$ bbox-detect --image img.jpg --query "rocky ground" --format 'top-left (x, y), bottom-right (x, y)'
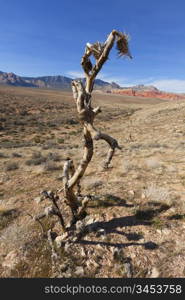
top-left (0, 85), bottom-right (185, 278)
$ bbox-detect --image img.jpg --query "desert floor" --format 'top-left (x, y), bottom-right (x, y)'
top-left (0, 85), bottom-right (185, 278)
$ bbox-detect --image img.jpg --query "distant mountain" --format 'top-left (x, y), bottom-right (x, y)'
top-left (1, 71), bottom-right (184, 100)
top-left (0, 71), bottom-right (121, 90)
top-left (94, 79), bottom-right (120, 90)
top-left (130, 84), bottom-right (159, 92)
top-left (22, 75), bottom-right (72, 89)
top-left (0, 71), bottom-right (35, 87)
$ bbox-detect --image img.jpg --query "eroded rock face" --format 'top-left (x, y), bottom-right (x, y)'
top-left (111, 87), bottom-right (185, 101)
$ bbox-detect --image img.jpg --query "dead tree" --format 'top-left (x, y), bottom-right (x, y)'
top-left (33, 30), bottom-right (132, 234)
top-left (63, 30), bottom-right (132, 221)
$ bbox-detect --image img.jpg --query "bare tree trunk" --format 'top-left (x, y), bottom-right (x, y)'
top-left (63, 30), bottom-right (132, 218)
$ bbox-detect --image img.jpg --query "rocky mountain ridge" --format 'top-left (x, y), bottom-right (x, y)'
top-left (0, 71), bottom-right (121, 90)
top-left (0, 71), bottom-right (184, 100)
top-left (110, 84), bottom-right (185, 100)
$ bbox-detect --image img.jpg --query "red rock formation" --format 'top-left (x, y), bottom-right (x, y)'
top-left (110, 88), bottom-right (185, 100)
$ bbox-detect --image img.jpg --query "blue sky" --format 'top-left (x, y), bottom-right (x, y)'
top-left (1, 0), bottom-right (185, 92)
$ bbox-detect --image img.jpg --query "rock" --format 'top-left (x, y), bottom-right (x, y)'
top-left (131, 174), bottom-right (139, 180)
top-left (2, 250), bottom-right (20, 270)
top-left (96, 228), bottom-right (105, 237)
top-left (34, 196), bottom-right (42, 204)
top-left (55, 237), bottom-right (62, 248)
top-left (44, 206), bottom-right (54, 216)
top-left (150, 267), bottom-right (160, 278)
top-left (80, 247), bottom-right (86, 257)
top-left (155, 168), bottom-right (163, 175)
top-left (141, 193), bottom-right (146, 199)
top-left (76, 220), bottom-right (85, 232)
top-left (74, 266), bottom-right (84, 277)
top-left (86, 259), bottom-right (99, 269)
top-left (71, 236), bottom-right (79, 242)
top-left (47, 190), bottom-right (54, 198)
top-left (124, 261), bottom-right (133, 278)
top-left (161, 228), bottom-right (170, 235)
top-left (0, 174), bottom-right (10, 184)
top-left (85, 217), bottom-right (99, 232)
top-left (139, 238), bottom-right (145, 243)
top-left (96, 244), bottom-right (105, 251)
top-left (111, 88), bottom-right (183, 101)
top-left (84, 217), bottom-right (95, 225)
top-left (101, 235), bottom-right (107, 241)
top-left (55, 233), bottom-right (68, 248)
top-left (64, 242), bottom-right (71, 252)
top-left (109, 246), bottom-right (115, 253)
top-left (65, 222), bottom-right (72, 229)
top-left (130, 253), bottom-right (136, 259)
top-left (129, 190), bottom-right (135, 196)
top-left (63, 268), bottom-right (72, 278)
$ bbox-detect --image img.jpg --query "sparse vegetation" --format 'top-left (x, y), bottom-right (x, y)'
top-left (1, 50), bottom-right (185, 278)
top-left (46, 152), bottom-right (61, 162)
top-left (25, 151), bottom-right (61, 166)
top-left (57, 138), bottom-right (64, 144)
top-left (0, 152), bottom-right (8, 158)
top-left (43, 161), bottom-right (61, 172)
top-left (5, 161), bottom-right (19, 171)
top-left (12, 152), bottom-right (22, 158)
top-left (145, 157), bottom-right (161, 169)
top-left (25, 152), bottom-right (46, 166)
top-left (143, 183), bottom-right (171, 205)
top-left (0, 208), bottom-right (19, 230)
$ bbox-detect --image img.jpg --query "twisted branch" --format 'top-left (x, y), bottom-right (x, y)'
top-left (62, 29), bottom-right (131, 216)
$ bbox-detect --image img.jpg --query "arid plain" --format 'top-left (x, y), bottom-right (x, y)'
top-left (0, 85), bottom-right (185, 277)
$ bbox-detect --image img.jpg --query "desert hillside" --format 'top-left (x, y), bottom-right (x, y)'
top-left (0, 85), bottom-right (185, 278)
top-left (111, 85), bottom-right (185, 101)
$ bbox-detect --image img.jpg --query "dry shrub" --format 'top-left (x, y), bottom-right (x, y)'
top-left (5, 161), bottom-right (19, 171)
top-left (46, 152), bottom-right (61, 162)
top-left (83, 178), bottom-right (103, 190)
top-left (44, 161), bottom-right (61, 172)
top-left (25, 151), bottom-right (46, 166)
top-left (122, 160), bottom-right (134, 173)
top-left (0, 207), bottom-right (19, 230)
top-left (26, 151), bottom-right (61, 166)
top-left (0, 152), bottom-right (8, 158)
top-left (143, 183), bottom-right (171, 205)
top-left (145, 158), bottom-right (161, 169)
top-left (12, 152), bottom-right (22, 158)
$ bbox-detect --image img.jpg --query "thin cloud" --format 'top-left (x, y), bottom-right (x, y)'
top-left (66, 71), bottom-right (185, 93)
top-left (99, 76), bottom-right (185, 93)
top-left (98, 73), bottom-right (155, 87)
top-left (66, 70), bottom-right (84, 78)
top-left (98, 72), bottom-right (127, 84)
top-left (148, 79), bottom-right (185, 93)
